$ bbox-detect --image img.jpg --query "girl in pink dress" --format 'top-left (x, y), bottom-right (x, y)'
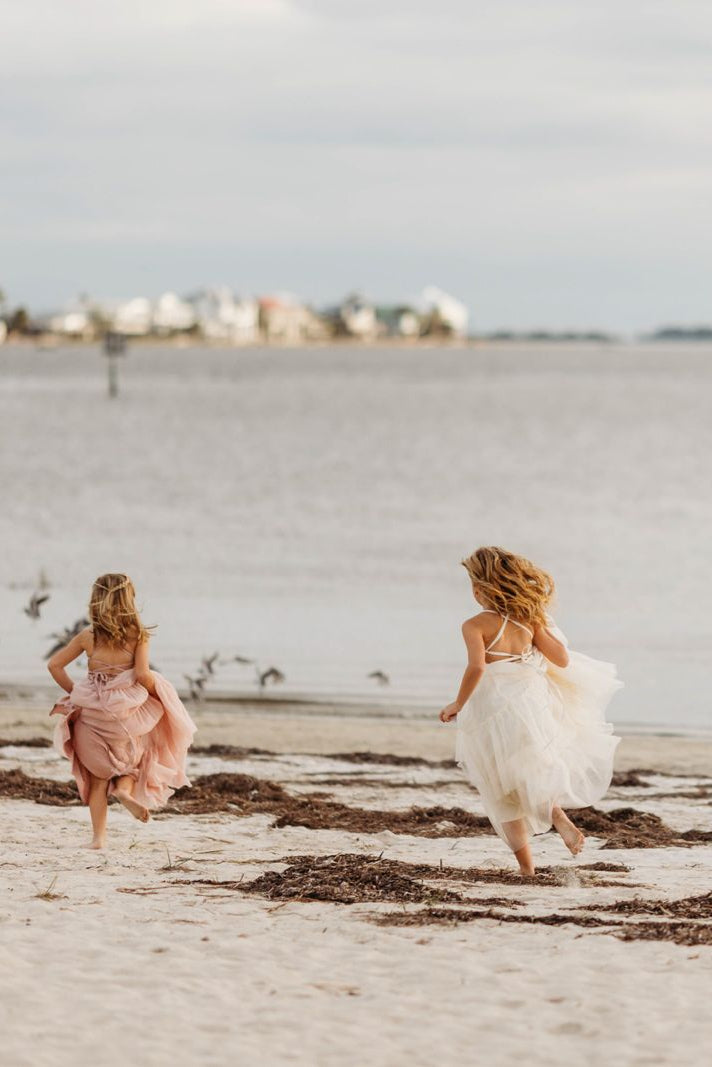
top-left (48, 573), bottom-right (196, 849)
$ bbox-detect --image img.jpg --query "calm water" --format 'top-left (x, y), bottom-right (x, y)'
top-left (2, 341), bottom-right (711, 730)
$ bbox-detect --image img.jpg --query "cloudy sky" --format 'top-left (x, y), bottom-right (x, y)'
top-left (2, 0), bottom-right (712, 329)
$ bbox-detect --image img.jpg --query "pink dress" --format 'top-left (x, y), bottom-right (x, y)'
top-left (50, 649), bottom-right (197, 810)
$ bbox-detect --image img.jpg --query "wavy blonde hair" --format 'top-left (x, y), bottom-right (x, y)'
top-left (89, 573), bottom-right (152, 648)
top-left (461, 546), bottom-right (554, 627)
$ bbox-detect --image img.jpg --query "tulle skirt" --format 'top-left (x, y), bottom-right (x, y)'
top-left (51, 670), bottom-right (197, 810)
top-left (456, 649), bottom-right (621, 852)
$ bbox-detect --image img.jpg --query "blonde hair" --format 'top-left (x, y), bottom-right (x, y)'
top-left (461, 546), bottom-right (554, 627)
top-left (89, 573), bottom-right (152, 648)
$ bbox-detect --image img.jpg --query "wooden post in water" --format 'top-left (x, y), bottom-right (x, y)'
top-left (103, 331), bottom-right (127, 398)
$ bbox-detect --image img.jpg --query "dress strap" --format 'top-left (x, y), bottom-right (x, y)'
top-left (485, 614), bottom-right (509, 653)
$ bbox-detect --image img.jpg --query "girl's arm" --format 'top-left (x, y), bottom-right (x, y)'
top-left (532, 624), bottom-right (569, 668)
top-left (47, 631), bottom-right (89, 694)
top-left (439, 620), bottom-right (487, 722)
top-left (134, 638), bottom-right (157, 695)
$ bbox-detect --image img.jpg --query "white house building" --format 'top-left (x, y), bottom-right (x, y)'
top-left (259, 293), bottom-right (328, 345)
top-left (420, 286), bottom-right (469, 337)
top-left (112, 297), bottom-right (152, 336)
top-left (188, 287), bottom-right (259, 344)
top-left (47, 296), bottom-right (95, 338)
top-left (152, 292), bottom-right (196, 334)
top-left (339, 293), bottom-right (377, 339)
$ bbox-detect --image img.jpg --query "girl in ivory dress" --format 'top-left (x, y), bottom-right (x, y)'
top-left (48, 574), bottom-right (196, 849)
top-left (439, 547), bottom-right (621, 876)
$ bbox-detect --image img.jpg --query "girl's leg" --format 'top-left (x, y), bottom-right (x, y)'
top-left (87, 774), bottom-right (109, 849)
top-left (502, 818), bottom-right (535, 875)
top-left (114, 775), bottom-right (150, 824)
top-left (513, 843), bottom-right (535, 877)
top-left (552, 805), bottom-right (585, 856)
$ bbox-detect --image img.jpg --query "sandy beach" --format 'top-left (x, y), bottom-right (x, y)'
top-left (2, 702), bottom-right (711, 1067)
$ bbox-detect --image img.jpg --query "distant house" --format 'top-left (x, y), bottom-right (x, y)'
top-left (420, 287), bottom-right (469, 338)
top-left (376, 305), bottom-right (421, 338)
top-left (259, 294), bottom-right (329, 345)
top-left (152, 292), bottom-right (196, 335)
top-left (338, 293), bottom-right (377, 339)
top-left (47, 296), bottom-right (96, 339)
top-left (188, 288), bottom-right (259, 344)
top-left (113, 297), bottom-right (152, 336)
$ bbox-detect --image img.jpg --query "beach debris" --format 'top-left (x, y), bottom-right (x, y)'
top-left (0, 768), bottom-right (80, 805)
top-left (213, 853), bottom-right (467, 905)
top-left (367, 670), bottom-right (390, 686)
top-left (568, 806), bottom-right (712, 850)
top-left (34, 876), bottom-right (67, 902)
top-left (257, 666), bottom-right (285, 689)
top-left (578, 890), bottom-right (712, 920)
top-left (233, 654), bottom-right (254, 665)
top-left (190, 743), bottom-right (273, 759)
top-left (0, 737), bottom-right (53, 749)
top-left (610, 770), bottom-right (651, 788)
top-left (45, 617), bottom-right (90, 658)
top-left (23, 592), bottom-right (50, 620)
top-left (161, 771), bottom-right (495, 836)
top-left (371, 908), bottom-right (617, 929)
top-left (324, 751), bottom-right (456, 769)
top-left (615, 921), bottom-right (712, 946)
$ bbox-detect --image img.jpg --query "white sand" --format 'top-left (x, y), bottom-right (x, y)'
top-left (2, 721), bottom-right (712, 1067)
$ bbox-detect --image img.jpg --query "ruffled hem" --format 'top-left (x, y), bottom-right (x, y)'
top-left (456, 648), bottom-right (622, 850)
top-left (51, 671), bottom-right (197, 809)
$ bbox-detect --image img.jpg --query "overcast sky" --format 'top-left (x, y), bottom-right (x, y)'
top-left (2, 0), bottom-right (712, 329)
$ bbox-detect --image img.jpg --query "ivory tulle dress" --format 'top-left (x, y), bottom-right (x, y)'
top-left (51, 647), bottom-right (197, 810)
top-left (455, 613), bottom-right (621, 852)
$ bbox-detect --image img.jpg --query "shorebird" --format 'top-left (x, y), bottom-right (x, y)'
top-left (201, 653), bottom-right (219, 676)
top-left (368, 670), bottom-right (390, 686)
top-left (183, 674), bottom-right (207, 702)
top-left (45, 617), bottom-right (90, 658)
top-left (258, 666), bottom-right (285, 689)
top-left (24, 592), bottom-right (50, 620)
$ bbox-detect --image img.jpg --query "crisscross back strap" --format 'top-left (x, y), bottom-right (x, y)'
top-left (485, 614), bottom-right (509, 653)
top-left (507, 617), bottom-right (534, 639)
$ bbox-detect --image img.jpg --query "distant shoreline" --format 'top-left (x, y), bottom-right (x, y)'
top-left (5, 332), bottom-right (712, 351)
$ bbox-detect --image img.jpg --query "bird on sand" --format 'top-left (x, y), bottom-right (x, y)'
top-left (367, 670), bottom-right (390, 686)
top-left (183, 673), bottom-right (207, 702)
top-left (24, 592), bottom-right (50, 620)
top-left (201, 653), bottom-right (220, 676)
top-left (257, 666), bottom-right (285, 689)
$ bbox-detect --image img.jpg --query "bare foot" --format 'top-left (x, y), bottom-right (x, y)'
top-left (87, 836), bottom-right (106, 850)
top-left (518, 863), bottom-right (536, 877)
top-left (114, 790), bottom-right (150, 823)
top-left (553, 808), bottom-right (585, 857)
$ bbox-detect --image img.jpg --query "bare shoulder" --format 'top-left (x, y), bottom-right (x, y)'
top-left (78, 627), bottom-right (93, 651)
top-left (461, 613), bottom-right (491, 639)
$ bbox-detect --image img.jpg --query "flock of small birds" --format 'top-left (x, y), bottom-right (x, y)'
top-left (21, 569), bottom-right (391, 697)
top-left (183, 653), bottom-right (287, 702)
